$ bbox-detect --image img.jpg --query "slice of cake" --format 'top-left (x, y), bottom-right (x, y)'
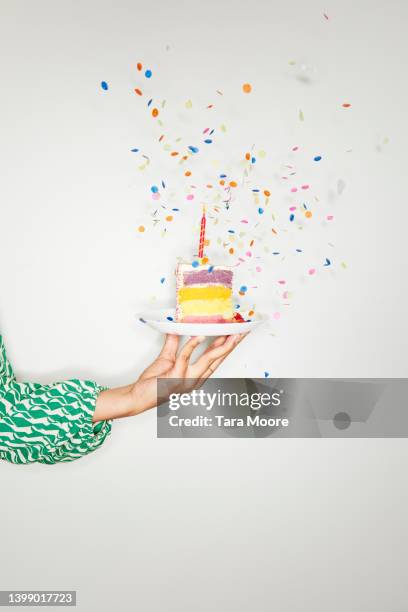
top-left (176, 262), bottom-right (234, 323)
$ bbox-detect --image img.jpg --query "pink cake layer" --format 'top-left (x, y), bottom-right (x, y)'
top-left (182, 315), bottom-right (232, 323)
top-left (182, 269), bottom-right (233, 286)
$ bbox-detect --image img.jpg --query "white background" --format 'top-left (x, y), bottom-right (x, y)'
top-left (1, 1), bottom-right (407, 611)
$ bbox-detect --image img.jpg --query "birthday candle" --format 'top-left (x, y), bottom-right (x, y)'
top-left (198, 206), bottom-right (206, 259)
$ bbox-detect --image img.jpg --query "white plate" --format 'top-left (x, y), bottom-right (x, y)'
top-left (137, 308), bottom-right (268, 337)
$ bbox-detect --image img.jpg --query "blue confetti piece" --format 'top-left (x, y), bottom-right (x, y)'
top-left (219, 174), bottom-right (227, 178)
top-left (204, 139), bottom-right (213, 144)
top-left (296, 248), bottom-right (303, 252)
top-left (139, 317), bottom-right (147, 324)
top-left (251, 156), bottom-right (256, 164)
top-left (235, 304), bottom-right (240, 309)
top-left (240, 285), bottom-right (248, 292)
top-left (131, 148), bottom-right (139, 153)
top-left (252, 189), bottom-right (260, 193)
top-left (172, 208), bottom-right (180, 211)
top-left (273, 252), bottom-right (280, 255)
top-left (151, 185), bottom-right (159, 193)
top-left (145, 69), bottom-right (152, 78)
top-left (209, 129), bottom-right (215, 135)
top-left (166, 316), bottom-right (174, 321)
top-left (324, 258), bottom-right (331, 266)
top-left (258, 207), bottom-right (264, 214)
top-left (192, 260), bottom-right (199, 268)
top-left (188, 146), bottom-right (199, 153)
top-left (147, 98), bottom-right (153, 107)
top-left (160, 277), bottom-right (165, 284)
top-left (228, 229), bottom-right (235, 234)
top-left (208, 265), bottom-right (214, 272)
top-left (162, 180), bottom-right (166, 188)
top-left (314, 155), bottom-right (322, 162)
top-left (289, 214), bottom-right (295, 222)
top-left (101, 81), bottom-right (108, 90)
top-left (264, 371), bottom-right (270, 378)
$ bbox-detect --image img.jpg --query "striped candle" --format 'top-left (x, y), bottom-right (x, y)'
top-left (198, 206), bottom-right (206, 258)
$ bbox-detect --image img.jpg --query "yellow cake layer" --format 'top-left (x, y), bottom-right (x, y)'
top-left (178, 286), bottom-right (232, 302)
top-left (180, 298), bottom-right (233, 316)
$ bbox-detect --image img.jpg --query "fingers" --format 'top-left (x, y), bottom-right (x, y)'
top-left (159, 334), bottom-right (179, 360)
top-left (173, 336), bottom-right (206, 376)
top-left (190, 333), bottom-right (244, 379)
top-left (201, 335), bottom-right (228, 355)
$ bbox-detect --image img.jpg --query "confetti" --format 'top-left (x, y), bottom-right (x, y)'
top-left (145, 69), bottom-right (152, 78)
top-left (137, 62), bottom-right (143, 71)
top-left (188, 146), bottom-right (199, 153)
top-left (308, 268), bottom-right (316, 275)
top-left (101, 81), bottom-right (108, 90)
top-left (314, 155), bottom-right (322, 162)
top-left (152, 108), bottom-right (159, 117)
top-left (138, 226), bottom-right (145, 232)
top-left (242, 83), bottom-right (252, 93)
top-left (264, 372), bottom-right (270, 378)
top-left (342, 103), bottom-right (351, 108)
top-left (299, 109), bottom-right (304, 121)
top-left (151, 185), bottom-right (159, 193)
top-left (160, 277), bottom-right (165, 284)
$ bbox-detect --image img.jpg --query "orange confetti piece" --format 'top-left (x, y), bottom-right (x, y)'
top-left (342, 103), bottom-right (351, 108)
top-left (206, 184), bottom-right (213, 188)
top-left (137, 62), bottom-right (142, 71)
top-left (272, 228), bottom-right (278, 235)
top-left (138, 225), bottom-right (145, 232)
top-left (250, 240), bottom-right (254, 247)
top-left (182, 155), bottom-right (188, 160)
top-left (229, 181), bottom-right (237, 187)
top-left (165, 215), bottom-right (173, 222)
top-left (134, 88), bottom-right (143, 96)
top-left (264, 189), bottom-right (271, 197)
top-left (159, 134), bottom-right (164, 142)
top-left (305, 210), bottom-right (313, 218)
top-left (201, 256), bottom-right (209, 264)
top-left (152, 108), bottom-right (159, 117)
top-left (204, 239), bottom-right (210, 247)
top-left (219, 179), bottom-right (225, 186)
top-left (185, 170), bottom-right (191, 176)
top-left (171, 151), bottom-right (179, 156)
top-left (242, 83), bottom-right (252, 93)
top-left (229, 247), bottom-right (234, 254)
top-left (248, 310), bottom-right (255, 317)
top-left (207, 104), bottom-right (214, 109)
top-left (245, 152), bottom-right (251, 160)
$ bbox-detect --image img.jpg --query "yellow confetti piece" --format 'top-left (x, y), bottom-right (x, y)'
top-left (138, 225), bottom-right (145, 233)
top-left (299, 109), bottom-right (304, 121)
top-left (185, 100), bottom-right (193, 109)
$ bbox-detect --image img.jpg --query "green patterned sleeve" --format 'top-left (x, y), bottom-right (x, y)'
top-left (0, 334), bottom-right (16, 386)
top-left (0, 334), bottom-right (113, 464)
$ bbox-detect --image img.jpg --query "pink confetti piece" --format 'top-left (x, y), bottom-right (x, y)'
top-left (292, 146), bottom-right (299, 151)
top-left (289, 206), bottom-right (296, 211)
top-left (245, 251), bottom-right (252, 257)
top-left (301, 184), bottom-right (310, 190)
top-left (203, 127), bottom-right (210, 134)
top-left (241, 219), bottom-right (249, 224)
top-left (186, 194), bottom-right (194, 200)
top-left (256, 266), bottom-right (262, 272)
top-left (152, 193), bottom-right (160, 200)
top-left (308, 268), bottom-right (316, 275)
top-left (278, 280), bottom-right (286, 285)
top-left (273, 312), bottom-right (281, 320)
top-left (327, 215), bottom-right (334, 221)
top-left (282, 291), bottom-right (289, 299)
top-left (290, 187), bottom-right (298, 193)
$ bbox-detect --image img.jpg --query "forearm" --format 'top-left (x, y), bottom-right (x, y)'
top-left (92, 381), bottom-right (156, 422)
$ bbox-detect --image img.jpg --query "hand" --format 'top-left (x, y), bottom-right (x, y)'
top-left (93, 333), bottom-right (247, 422)
top-left (132, 333), bottom-right (247, 412)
